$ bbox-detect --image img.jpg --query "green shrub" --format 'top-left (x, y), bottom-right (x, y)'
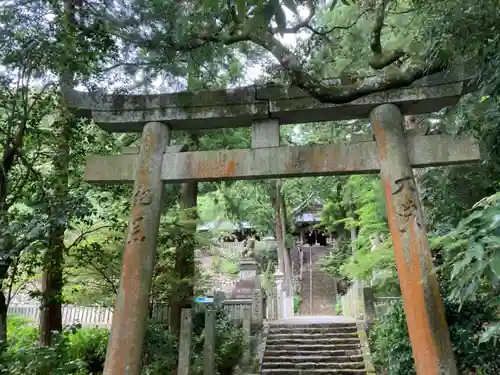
top-left (191, 309), bottom-right (245, 375)
top-left (141, 322), bottom-right (178, 374)
top-left (369, 302), bottom-right (415, 375)
top-left (335, 300), bottom-right (342, 315)
top-left (1, 311), bottom-right (246, 375)
top-left (5, 314), bottom-right (38, 350)
top-left (0, 330), bottom-right (88, 375)
top-left (293, 295), bottom-right (302, 314)
top-left (370, 297), bottom-right (500, 375)
top-left (66, 327), bottom-right (109, 374)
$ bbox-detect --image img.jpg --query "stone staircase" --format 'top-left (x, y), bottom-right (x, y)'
top-left (300, 246), bottom-right (337, 315)
top-left (262, 322), bottom-right (367, 375)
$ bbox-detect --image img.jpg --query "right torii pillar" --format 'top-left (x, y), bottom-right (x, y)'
top-left (370, 104), bottom-right (458, 375)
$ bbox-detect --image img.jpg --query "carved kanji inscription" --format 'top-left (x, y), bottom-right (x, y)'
top-left (392, 176), bottom-right (422, 232)
top-left (128, 216), bottom-right (146, 244)
top-left (133, 187), bottom-right (154, 206)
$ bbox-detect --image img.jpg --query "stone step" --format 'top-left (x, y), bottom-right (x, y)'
top-left (261, 369), bottom-right (366, 375)
top-left (268, 326), bottom-right (358, 335)
top-left (263, 355), bottom-right (365, 363)
top-left (266, 338), bottom-right (360, 345)
top-left (267, 333), bottom-right (359, 340)
top-left (265, 344), bottom-right (361, 351)
top-left (264, 349), bottom-right (362, 357)
top-left (262, 361), bottom-right (366, 370)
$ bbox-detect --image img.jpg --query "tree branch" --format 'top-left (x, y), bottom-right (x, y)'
top-left (306, 9), bottom-right (369, 40)
top-left (271, 0), bottom-right (316, 34)
top-left (369, 0), bottom-right (406, 69)
top-left (66, 224), bottom-right (126, 252)
top-left (97, 0), bottom-right (445, 106)
top-left (253, 32), bottom-right (445, 104)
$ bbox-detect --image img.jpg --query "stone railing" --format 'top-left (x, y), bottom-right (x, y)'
top-left (340, 280), bottom-right (367, 320)
top-left (264, 276), bottom-right (291, 321)
top-left (340, 280), bottom-right (402, 322)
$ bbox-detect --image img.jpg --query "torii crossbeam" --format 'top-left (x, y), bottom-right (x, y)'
top-left (68, 68), bottom-right (477, 375)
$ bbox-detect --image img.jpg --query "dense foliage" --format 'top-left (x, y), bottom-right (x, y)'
top-left (1, 0), bottom-right (500, 372)
top-left (370, 295), bottom-right (500, 375)
top-left (0, 311), bottom-right (245, 375)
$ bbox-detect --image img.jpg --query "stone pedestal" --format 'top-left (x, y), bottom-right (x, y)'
top-left (231, 258), bottom-right (260, 300)
top-left (239, 258), bottom-right (260, 288)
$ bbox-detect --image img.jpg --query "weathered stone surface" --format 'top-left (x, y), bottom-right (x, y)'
top-left (230, 280), bottom-right (255, 299)
top-left (65, 68), bottom-right (474, 132)
top-left (262, 322), bottom-right (366, 375)
top-left (252, 119), bottom-right (280, 148)
top-left (84, 135), bottom-right (480, 183)
top-left (239, 259), bottom-right (259, 281)
top-left (371, 104), bottom-right (458, 375)
top-left (178, 308), bottom-right (193, 375)
top-left (102, 122), bottom-right (170, 375)
top-left (122, 144), bottom-right (188, 155)
top-left (91, 104), bottom-right (269, 132)
top-left (242, 305), bottom-right (252, 366)
top-left (204, 309), bottom-right (216, 375)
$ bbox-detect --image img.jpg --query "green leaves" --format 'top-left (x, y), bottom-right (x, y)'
top-left (434, 192), bottom-right (500, 339)
top-left (371, 297), bottom-right (500, 375)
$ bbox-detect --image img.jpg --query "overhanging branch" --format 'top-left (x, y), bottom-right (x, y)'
top-left (253, 32), bottom-right (446, 104)
top-left (96, 0), bottom-right (445, 106)
top-left (369, 0), bottom-right (406, 69)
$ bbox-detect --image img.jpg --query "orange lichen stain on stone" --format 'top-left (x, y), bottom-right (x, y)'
top-left (122, 206), bottom-right (144, 300)
top-left (382, 172), bottom-right (440, 375)
top-left (196, 156), bottom-right (237, 179)
top-left (308, 147), bottom-right (325, 173)
top-left (372, 119), bottom-right (387, 160)
top-left (223, 158), bottom-right (236, 176)
top-left (110, 204), bottom-right (144, 372)
top-left (407, 219), bottom-right (440, 375)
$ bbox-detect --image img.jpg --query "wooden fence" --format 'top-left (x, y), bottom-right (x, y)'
top-left (8, 299), bottom-right (253, 328)
top-left (215, 240), bottom-right (277, 253)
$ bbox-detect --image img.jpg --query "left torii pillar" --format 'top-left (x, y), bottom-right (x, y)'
top-left (103, 121), bottom-right (170, 375)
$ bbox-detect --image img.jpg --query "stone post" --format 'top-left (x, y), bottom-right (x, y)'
top-left (370, 234), bottom-right (381, 285)
top-left (103, 122), bottom-right (170, 375)
top-left (204, 309), bottom-right (216, 375)
top-left (178, 308), bottom-right (193, 375)
top-left (242, 305), bottom-right (252, 365)
top-left (267, 288), bottom-right (276, 320)
top-left (362, 287), bottom-right (375, 334)
top-left (274, 270), bottom-right (284, 319)
top-left (252, 288), bottom-right (263, 325)
top-left (370, 104), bottom-right (457, 375)
top-left (214, 290), bottom-right (225, 310)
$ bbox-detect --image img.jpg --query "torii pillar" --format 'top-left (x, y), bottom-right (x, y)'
top-left (371, 104), bottom-right (458, 375)
top-left (102, 121), bottom-right (170, 375)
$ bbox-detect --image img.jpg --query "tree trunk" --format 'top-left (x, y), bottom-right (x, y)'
top-left (39, 0), bottom-right (77, 347)
top-left (0, 102), bottom-right (27, 348)
top-left (0, 286), bottom-right (7, 348)
top-left (169, 136), bottom-right (199, 334)
top-left (349, 206), bottom-right (357, 256)
top-left (39, 113), bottom-right (71, 346)
top-left (270, 180), bottom-right (285, 273)
top-left (169, 181), bottom-right (197, 334)
top-left (277, 183), bottom-right (293, 295)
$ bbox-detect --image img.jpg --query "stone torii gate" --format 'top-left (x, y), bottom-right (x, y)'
top-left (67, 69), bottom-right (479, 375)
